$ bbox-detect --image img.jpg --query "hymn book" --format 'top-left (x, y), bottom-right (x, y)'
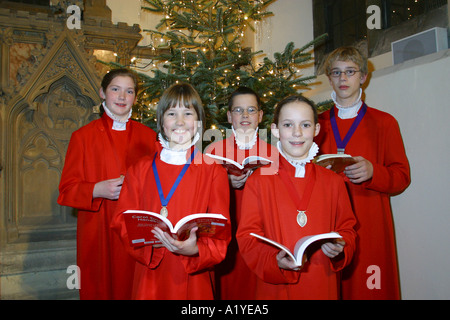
top-left (250, 232), bottom-right (342, 267)
top-left (123, 210), bottom-right (227, 247)
top-left (205, 153), bottom-right (272, 176)
top-left (313, 154), bottom-right (357, 173)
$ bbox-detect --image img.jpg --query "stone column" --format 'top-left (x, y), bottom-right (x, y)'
top-left (83, 0), bottom-right (112, 22)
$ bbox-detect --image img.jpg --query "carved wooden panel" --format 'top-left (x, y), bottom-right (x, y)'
top-left (8, 76), bottom-right (97, 243)
top-left (0, 3), bottom-right (144, 299)
top-left (4, 30), bottom-right (102, 243)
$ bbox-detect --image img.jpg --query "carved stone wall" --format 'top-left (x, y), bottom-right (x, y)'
top-left (0, 1), bottom-right (142, 299)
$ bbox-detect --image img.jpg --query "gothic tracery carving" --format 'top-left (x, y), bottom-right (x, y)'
top-left (0, 5), bottom-right (140, 243)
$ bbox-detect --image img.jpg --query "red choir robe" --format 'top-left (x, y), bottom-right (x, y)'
top-left (205, 134), bottom-right (278, 299)
top-left (315, 104), bottom-right (411, 300)
top-left (111, 143), bottom-right (231, 300)
top-left (58, 113), bottom-right (156, 300)
top-left (236, 156), bottom-right (357, 300)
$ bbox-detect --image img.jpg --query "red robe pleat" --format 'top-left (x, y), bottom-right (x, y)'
top-left (111, 143), bottom-right (231, 300)
top-left (315, 105), bottom-right (411, 300)
top-left (236, 156), bottom-right (357, 300)
top-left (58, 114), bottom-right (156, 300)
top-left (205, 135), bottom-right (278, 300)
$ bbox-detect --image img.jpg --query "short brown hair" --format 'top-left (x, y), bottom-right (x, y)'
top-left (323, 46), bottom-right (368, 76)
top-left (156, 83), bottom-right (205, 141)
top-left (228, 86), bottom-right (262, 111)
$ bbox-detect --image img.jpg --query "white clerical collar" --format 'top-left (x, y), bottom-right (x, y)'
top-left (158, 132), bottom-right (200, 165)
top-left (102, 101), bottom-right (132, 131)
top-left (331, 89), bottom-right (363, 119)
top-left (232, 126), bottom-right (258, 150)
top-left (277, 141), bottom-right (319, 178)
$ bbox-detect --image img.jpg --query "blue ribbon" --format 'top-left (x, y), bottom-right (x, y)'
top-left (152, 148), bottom-right (198, 208)
top-left (330, 103), bottom-right (367, 153)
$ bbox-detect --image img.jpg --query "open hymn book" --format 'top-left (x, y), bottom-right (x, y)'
top-left (205, 153), bottom-right (272, 176)
top-left (123, 210), bottom-right (227, 247)
top-left (313, 154), bottom-right (357, 173)
top-left (250, 232), bottom-right (342, 267)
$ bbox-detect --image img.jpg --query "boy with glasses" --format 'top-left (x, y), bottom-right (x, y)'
top-left (206, 86), bottom-right (277, 299)
top-left (315, 46), bottom-right (411, 299)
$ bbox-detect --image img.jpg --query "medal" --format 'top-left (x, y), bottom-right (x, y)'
top-left (297, 210), bottom-right (307, 228)
top-left (278, 161), bottom-right (316, 228)
top-left (152, 149), bottom-right (197, 218)
top-left (160, 206), bottom-right (168, 218)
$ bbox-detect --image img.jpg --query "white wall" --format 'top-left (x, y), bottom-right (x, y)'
top-left (365, 50), bottom-right (450, 300)
top-left (253, 0), bottom-right (314, 61)
top-left (251, 0), bottom-right (316, 81)
top-left (107, 0), bottom-right (141, 26)
top-left (107, 0), bottom-right (161, 47)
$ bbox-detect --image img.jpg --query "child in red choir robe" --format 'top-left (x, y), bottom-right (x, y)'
top-left (205, 87), bottom-right (277, 300)
top-left (236, 95), bottom-right (357, 300)
top-left (112, 83), bottom-right (231, 300)
top-left (315, 47), bottom-right (410, 299)
top-left (58, 69), bottom-right (157, 300)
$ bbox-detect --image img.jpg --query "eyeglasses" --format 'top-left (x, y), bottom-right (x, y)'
top-left (231, 107), bottom-right (259, 115)
top-left (329, 70), bottom-right (361, 78)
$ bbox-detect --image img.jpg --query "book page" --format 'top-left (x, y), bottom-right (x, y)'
top-left (173, 213), bottom-right (227, 232)
top-left (205, 153), bottom-right (243, 169)
top-left (251, 232), bottom-right (342, 266)
top-left (250, 233), bottom-right (296, 262)
top-left (293, 232), bottom-right (342, 264)
top-left (242, 156), bottom-right (272, 166)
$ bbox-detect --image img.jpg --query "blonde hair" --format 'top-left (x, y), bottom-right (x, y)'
top-left (323, 46), bottom-right (368, 75)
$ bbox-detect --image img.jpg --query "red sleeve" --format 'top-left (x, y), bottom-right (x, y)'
top-left (57, 130), bottom-right (103, 211)
top-left (181, 163), bottom-right (231, 273)
top-left (110, 159), bottom-right (156, 267)
top-left (329, 175), bottom-right (357, 272)
top-left (365, 117), bottom-right (411, 195)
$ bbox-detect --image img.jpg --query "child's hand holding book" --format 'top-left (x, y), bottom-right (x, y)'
top-left (152, 226), bottom-right (199, 256)
top-left (321, 238), bottom-right (346, 258)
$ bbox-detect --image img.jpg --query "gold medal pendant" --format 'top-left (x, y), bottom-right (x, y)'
top-left (297, 210), bottom-right (307, 228)
top-left (160, 206), bottom-right (168, 218)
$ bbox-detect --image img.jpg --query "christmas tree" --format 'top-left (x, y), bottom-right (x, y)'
top-left (123, 0), bottom-right (327, 133)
